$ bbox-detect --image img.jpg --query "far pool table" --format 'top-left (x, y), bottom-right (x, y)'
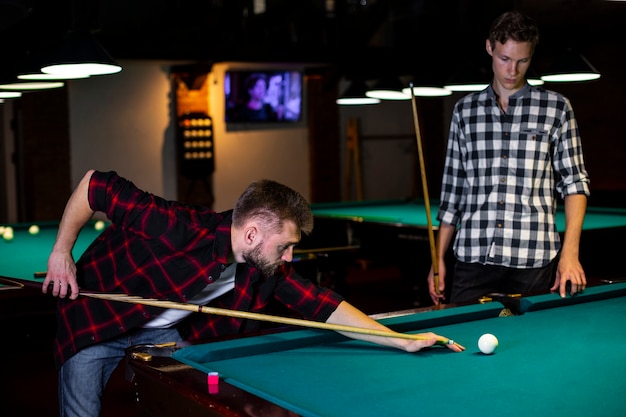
top-left (306, 199), bottom-right (626, 282)
top-left (310, 198), bottom-right (626, 238)
top-left (0, 220), bottom-right (106, 350)
top-left (0, 220), bottom-right (106, 281)
top-left (126, 281), bottom-right (626, 417)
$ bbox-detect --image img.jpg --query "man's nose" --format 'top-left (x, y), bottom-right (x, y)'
top-left (282, 247), bottom-right (294, 262)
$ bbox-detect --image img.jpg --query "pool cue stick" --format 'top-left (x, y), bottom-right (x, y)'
top-left (408, 83), bottom-right (440, 296)
top-left (0, 276), bottom-right (43, 291)
top-left (0, 275), bottom-right (463, 348)
top-left (80, 291), bottom-right (462, 348)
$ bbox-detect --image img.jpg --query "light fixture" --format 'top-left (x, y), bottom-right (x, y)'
top-left (444, 81), bottom-right (489, 92)
top-left (525, 67), bottom-right (544, 86)
top-left (365, 77), bottom-right (410, 100)
top-left (0, 81), bottom-right (65, 90)
top-left (337, 80), bottom-right (380, 105)
top-left (444, 65), bottom-right (490, 92)
top-left (540, 49), bottom-right (600, 82)
top-left (0, 91), bottom-right (22, 99)
top-left (0, 70), bottom-right (65, 91)
top-left (18, 72), bottom-right (88, 81)
top-left (17, 49), bottom-right (92, 81)
top-left (40, 32), bottom-right (122, 78)
top-left (402, 85), bottom-right (452, 97)
top-left (404, 71), bottom-right (452, 97)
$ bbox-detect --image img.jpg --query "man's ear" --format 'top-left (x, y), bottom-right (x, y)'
top-left (244, 225), bottom-right (258, 246)
top-left (486, 39), bottom-right (493, 56)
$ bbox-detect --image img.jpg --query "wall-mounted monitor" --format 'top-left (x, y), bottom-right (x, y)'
top-left (224, 69), bottom-right (303, 129)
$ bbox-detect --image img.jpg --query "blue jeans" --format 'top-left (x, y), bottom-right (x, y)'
top-left (58, 327), bottom-right (182, 417)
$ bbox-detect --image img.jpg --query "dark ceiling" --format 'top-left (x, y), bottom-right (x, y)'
top-left (1, 0), bottom-right (624, 82)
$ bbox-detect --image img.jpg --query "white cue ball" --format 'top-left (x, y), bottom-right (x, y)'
top-left (29, 224), bottom-right (40, 235)
top-left (478, 333), bottom-right (498, 354)
top-left (94, 220), bottom-right (105, 231)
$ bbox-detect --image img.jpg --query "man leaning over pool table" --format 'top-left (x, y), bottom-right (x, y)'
top-left (42, 170), bottom-right (464, 417)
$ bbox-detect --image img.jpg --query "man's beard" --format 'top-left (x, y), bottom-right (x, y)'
top-left (243, 242), bottom-right (281, 276)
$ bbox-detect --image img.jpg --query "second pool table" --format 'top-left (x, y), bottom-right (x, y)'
top-left (127, 281), bottom-right (626, 417)
top-left (307, 199), bottom-right (626, 283)
top-left (310, 198), bottom-right (626, 231)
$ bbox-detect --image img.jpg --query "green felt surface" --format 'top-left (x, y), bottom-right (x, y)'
top-left (311, 199), bottom-right (626, 232)
top-left (174, 283), bottom-right (626, 417)
top-left (0, 220), bottom-right (105, 281)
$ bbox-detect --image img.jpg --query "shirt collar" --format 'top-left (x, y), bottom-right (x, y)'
top-left (486, 81), bottom-right (532, 103)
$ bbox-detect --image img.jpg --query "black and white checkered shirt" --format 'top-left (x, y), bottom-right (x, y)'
top-left (438, 83), bottom-right (590, 268)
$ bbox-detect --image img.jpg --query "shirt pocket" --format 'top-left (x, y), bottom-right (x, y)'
top-left (515, 128), bottom-right (554, 197)
top-left (518, 128), bottom-right (551, 168)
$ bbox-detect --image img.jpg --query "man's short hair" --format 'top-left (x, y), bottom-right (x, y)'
top-left (233, 179), bottom-right (314, 235)
top-left (488, 11), bottom-right (539, 52)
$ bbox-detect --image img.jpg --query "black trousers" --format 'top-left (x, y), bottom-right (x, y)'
top-left (450, 257), bottom-right (558, 304)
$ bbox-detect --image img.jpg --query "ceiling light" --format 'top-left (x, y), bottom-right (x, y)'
top-left (0, 71), bottom-right (65, 91)
top-left (337, 80), bottom-right (380, 105)
top-left (540, 49), bottom-right (600, 82)
top-left (402, 85), bottom-right (452, 97)
top-left (524, 67), bottom-right (544, 86)
top-left (0, 92), bottom-right (22, 99)
top-left (444, 83), bottom-right (489, 92)
top-left (365, 77), bottom-right (410, 100)
top-left (40, 32), bottom-right (122, 78)
top-left (444, 65), bottom-right (490, 92)
top-left (404, 72), bottom-right (452, 97)
top-left (17, 49), bottom-right (92, 80)
top-left (18, 72), bottom-right (89, 81)
top-left (0, 81), bottom-right (65, 90)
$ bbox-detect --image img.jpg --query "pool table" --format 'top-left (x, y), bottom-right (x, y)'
top-left (310, 198), bottom-right (626, 231)
top-left (306, 199), bottom-right (626, 287)
top-left (0, 220), bottom-right (106, 350)
top-left (0, 220), bottom-right (105, 280)
top-left (126, 281), bottom-right (626, 417)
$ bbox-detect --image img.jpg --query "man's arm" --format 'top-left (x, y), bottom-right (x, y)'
top-left (551, 193), bottom-right (587, 297)
top-left (325, 300), bottom-right (464, 352)
top-left (428, 222), bottom-right (456, 304)
top-left (43, 170), bottom-right (96, 300)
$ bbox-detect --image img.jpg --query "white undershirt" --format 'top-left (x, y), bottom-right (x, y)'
top-left (141, 263), bottom-right (237, 328)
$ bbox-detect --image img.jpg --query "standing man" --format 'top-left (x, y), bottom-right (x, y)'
top-left (428, 11), bottom-right (590, 305)
top-left (44, 170), bottom-right (462, 417)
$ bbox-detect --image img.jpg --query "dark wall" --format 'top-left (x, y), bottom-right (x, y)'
top-left (12, 88), bottom-right (73, 222)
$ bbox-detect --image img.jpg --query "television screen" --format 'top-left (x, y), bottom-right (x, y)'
top-left (225, 69), bottom-right (303, 124)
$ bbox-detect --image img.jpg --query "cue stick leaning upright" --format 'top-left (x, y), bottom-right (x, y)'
top-left (408, 83), bottom-right (440, 297)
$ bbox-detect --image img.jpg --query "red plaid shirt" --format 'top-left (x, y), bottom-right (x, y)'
top-left (53, 171), bottom-right (343, 368)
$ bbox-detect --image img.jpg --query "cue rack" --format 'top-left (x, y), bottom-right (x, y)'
top-left (171, 64), bottom-right (215, 207)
